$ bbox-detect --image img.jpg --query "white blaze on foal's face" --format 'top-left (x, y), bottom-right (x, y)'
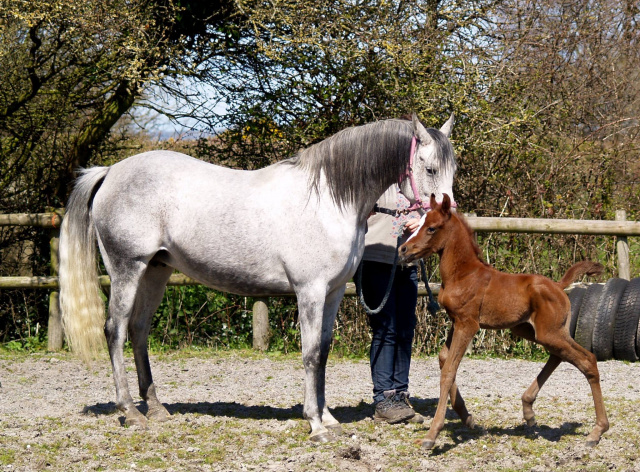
top-left (406, 213), bottom-right (427, 242)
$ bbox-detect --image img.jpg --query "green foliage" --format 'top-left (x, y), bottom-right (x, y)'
top-left (152, 285), bottom-right (253, 349)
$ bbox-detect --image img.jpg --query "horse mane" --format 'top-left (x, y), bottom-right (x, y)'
top-left (452, 212), bottom-right (490, 266)
top-left (285, 118), bottom-right (456, 208)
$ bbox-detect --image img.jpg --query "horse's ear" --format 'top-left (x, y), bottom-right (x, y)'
top-left (412, 114), bottom-right (433, 145)
top-left (441, 194), bottom-right (451, 214)
top-left (440, 113), bottom-right (455, 138)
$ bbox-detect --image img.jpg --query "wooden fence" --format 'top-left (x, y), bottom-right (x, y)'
top-left (1, 210), bottom-right (638, 351)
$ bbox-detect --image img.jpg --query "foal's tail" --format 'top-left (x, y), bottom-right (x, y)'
top-left (59, 167), bottom-right (110, 362)
top-left (557, 261), bottom-right (604, 289)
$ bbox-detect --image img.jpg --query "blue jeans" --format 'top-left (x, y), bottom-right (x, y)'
top-left (357, 261), bottom-right (418, 403)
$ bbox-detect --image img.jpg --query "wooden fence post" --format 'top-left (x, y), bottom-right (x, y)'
top-left (616, 210), bottom-right (631, 280)
top-left (252, 298), bottom-right (270, 351)
top-left (47, 212), bottom-right (64, 351)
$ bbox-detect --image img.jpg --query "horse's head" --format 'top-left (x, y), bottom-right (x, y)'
top-left (398, 194), bottom-right (453, 264)
top-left (399, 115), bottom-right (457, 211)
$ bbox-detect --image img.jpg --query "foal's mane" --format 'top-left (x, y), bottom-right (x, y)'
top-left (452, 212), bottom-right (489, 266)
top-left (286, 118), bottom-right (456, 208)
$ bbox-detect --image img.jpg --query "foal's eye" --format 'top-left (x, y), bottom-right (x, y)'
top-left (427, 227), bottom-right (436, 234)
top-left (426, 168), bottom-right (437, 176)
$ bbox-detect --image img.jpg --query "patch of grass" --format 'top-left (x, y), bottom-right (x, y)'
top-left (135, 455), bottom-right (168, 469)
top-left (0, 449), bottom-right (15, 465)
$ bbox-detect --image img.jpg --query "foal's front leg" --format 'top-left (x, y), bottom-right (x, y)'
top-left (437, 328), bottom-right (474, 428)
top-left (419, 319), bottom-right (478, 449)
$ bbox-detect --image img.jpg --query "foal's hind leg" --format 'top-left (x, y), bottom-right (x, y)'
top-left (539, 333), bottom-right (609, 445)
top-left (521, 354), bottom-right (562, 427)
top-left (511, 323), bottom-right (561, 427)
top-left (129, 263), bottom-right (173, 423)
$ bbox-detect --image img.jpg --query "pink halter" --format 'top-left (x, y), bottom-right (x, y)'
top-left (401, 136), bottom-right (430, 212)
top-left (401, 135), bottom-right (456, 212)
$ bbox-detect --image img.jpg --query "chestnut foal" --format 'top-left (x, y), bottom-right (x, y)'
top-left (399, 194), bottom-right (609, 449)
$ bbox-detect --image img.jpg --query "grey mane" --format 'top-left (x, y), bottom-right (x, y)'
top-left (285, 118), bottom-right (456, 208)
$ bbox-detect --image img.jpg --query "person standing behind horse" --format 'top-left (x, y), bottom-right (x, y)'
top-left (357, 185), bottom-right (424, 424)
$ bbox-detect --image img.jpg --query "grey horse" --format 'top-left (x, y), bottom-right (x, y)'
top-left (58, 115), bottom-right (457, 442)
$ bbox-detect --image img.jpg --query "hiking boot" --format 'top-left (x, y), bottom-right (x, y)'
top-left (396, 391), bottom-right (424, 424)
top-left (373, 389), bottom-right (415, 424)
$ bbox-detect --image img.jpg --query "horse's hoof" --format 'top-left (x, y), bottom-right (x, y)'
top-left (147, 406), bottom-right (170, 422)
top-left (310, 431), bottom-right (332, 443)
top-left (325, 423), bottom-right (343, 435)
top-left (125, 415), bottom-right (148, 429)
top-left (525, 418), bottom-right (537, 427)
top-left (417, 439), bottom-right (435, 449)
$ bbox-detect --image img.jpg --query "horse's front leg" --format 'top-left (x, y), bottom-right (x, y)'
top-left (297, 285), bottom-right (337, 442)
top-left (318, 286), bottom-right (346, 435)
top-left (418, 319), bottom-right (478, 449)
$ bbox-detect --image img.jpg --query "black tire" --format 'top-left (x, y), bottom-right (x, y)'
top-left (568, 287), bottom-right (587, 339)
top-left (614, 277), bottom-right (640, 361)
top-left (574, 283), bottom-right (603, 352)
top-left (592, 278), bottom-right (629, 361)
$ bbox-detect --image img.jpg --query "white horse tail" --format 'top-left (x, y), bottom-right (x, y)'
top-left (59, 167), bottom-right (110, 362)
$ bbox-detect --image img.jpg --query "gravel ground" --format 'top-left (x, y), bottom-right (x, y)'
top-left (1, 350), bottom-right (640, 471)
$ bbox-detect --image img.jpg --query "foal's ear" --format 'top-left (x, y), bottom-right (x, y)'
top-left (430, 194), bottom-right (438, 210)
top-left (412, 114), bottom-right (433, 145)
top-left (441, 194), bottom-right (451, 214)
top-left (440, 113), bottom-right (455, 138)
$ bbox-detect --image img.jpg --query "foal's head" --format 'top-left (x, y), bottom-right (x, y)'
top-left (398, 194), bottom-right (454, 264)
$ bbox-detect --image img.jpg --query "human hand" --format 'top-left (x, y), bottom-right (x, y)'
top-left (404, 217), bottom-right (421, 234)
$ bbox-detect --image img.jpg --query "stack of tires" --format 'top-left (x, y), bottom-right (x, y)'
top-left (569, 278), bottom-right (640, 361)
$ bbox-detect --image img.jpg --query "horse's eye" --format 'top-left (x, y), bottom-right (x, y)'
top-left (426, 168), bottom-right (437, 176)
top-left (427, 227), bottom-right (436, 234)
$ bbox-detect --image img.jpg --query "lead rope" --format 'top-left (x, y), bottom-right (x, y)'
top-left (419, 259), bottom-right (440, 316)
top-left (355, 236), bottom-right (402, 315)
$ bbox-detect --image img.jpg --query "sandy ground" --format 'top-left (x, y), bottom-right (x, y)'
top-left (1, 351), bottom-right (640, 471)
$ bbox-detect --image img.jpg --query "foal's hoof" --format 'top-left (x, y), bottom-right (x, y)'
top-left (585, 439), bottom-right (600, 448)
top-left (416, 438), bottom-right (435, 449)
top-left (147, 406), bottom-right (170, 423)
top-left (325, 423), bottom-right (343, 435)
top-left (464, 414), bottom-right (475, 429)
top-left (524, 417), bottom-right (537, 427)
top-left (309, 431), bottom-right (332, 443)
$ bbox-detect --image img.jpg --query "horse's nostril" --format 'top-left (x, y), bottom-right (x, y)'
top-left (399, 246), bottom-right (407, 254)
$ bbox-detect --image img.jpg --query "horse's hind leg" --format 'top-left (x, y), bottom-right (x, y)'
top-left (129, 263), bottom-right (173, 422)
top-left (104, 262), bottom-right (149, 428)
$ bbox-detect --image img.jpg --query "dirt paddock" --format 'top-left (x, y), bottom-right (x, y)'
top-left (1, 350), bottom-right (640, 471)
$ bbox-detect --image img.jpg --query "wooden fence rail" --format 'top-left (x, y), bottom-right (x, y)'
top-left (1, 211), bottom-right (637, 350)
